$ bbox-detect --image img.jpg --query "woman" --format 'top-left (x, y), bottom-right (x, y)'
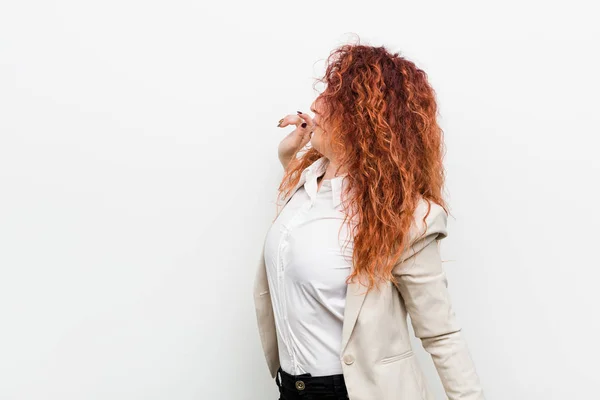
top-left (253, 43), bottom-right (485, 400)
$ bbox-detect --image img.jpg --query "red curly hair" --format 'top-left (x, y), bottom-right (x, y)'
top-left (277, 42), bottom-right (449, 293)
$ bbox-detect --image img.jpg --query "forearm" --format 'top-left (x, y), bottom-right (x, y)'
top-left (420, 329), bottom-right (485, 399)
top-left (279, 153), bottom-right (293, 170)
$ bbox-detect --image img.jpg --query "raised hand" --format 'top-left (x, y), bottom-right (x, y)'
top-left (277, 111), bottom-right (315, 169)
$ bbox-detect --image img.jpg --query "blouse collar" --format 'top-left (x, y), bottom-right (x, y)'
top-left (279, 156), bottom-right (348, 209)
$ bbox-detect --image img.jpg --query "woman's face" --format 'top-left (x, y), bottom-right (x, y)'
top-left (309, 96), bottom-right (330, 155)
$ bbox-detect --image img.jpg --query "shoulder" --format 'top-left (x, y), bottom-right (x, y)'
top-left (406, 197), bottom-right (448, 249)
top-left (392, 197), bottom-right (449, 270)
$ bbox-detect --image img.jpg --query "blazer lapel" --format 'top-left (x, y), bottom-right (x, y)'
top-left (339, 268), bottom-right (368, 354)
top-left (253, 244), bottom-right (280, 378)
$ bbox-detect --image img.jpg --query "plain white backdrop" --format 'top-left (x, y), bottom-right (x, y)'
top-left (1, 1), bottom-right (598, 399)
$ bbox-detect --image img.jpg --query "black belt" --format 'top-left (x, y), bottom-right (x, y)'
top-left (275, 366), bottom-right (348, 397)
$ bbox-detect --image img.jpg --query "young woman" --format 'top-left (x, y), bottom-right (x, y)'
top-left (253, 43), bottom-right (485, 400)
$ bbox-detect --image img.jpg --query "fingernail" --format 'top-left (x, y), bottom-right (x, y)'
top-left (297, 111), bottom-right (302, 114)
top-left (301, 122), bottom-right (307, 128)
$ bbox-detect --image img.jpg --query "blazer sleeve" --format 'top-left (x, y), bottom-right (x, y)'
top-left (392, 200), bottom-right (485, 400)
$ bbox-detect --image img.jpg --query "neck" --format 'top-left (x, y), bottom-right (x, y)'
top-left (322, 157), bottom-right (348, 180)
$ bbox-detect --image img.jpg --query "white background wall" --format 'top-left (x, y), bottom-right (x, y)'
top-left (1, 1), bottom-right (598, 399)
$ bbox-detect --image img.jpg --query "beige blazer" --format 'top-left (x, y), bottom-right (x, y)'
top-left (253, 194), bottom-right (485, 400)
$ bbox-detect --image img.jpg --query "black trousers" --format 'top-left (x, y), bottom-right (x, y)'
top-left (275, 366), bottom-right (349, 400)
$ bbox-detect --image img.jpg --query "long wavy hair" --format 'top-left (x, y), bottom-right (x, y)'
top-left (277, 42), bottom-right (449, 293)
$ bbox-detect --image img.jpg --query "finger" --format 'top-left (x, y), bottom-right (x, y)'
top-left (296, 111), bottom-right (314, 125)
top-left (296, 112), bottom-right (315, 131)
top-left (277, 114), bottom-right (303, 128)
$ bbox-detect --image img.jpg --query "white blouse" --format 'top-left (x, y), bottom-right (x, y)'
top-left (263, 156), bottom-right (355, 376)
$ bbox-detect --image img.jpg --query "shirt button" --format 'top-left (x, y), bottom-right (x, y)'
top-left (343, 354), bottom-right (355, 365)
